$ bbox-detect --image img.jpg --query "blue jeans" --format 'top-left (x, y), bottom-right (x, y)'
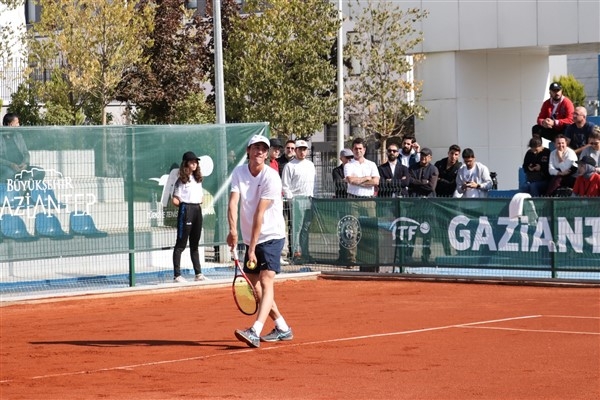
top-left (519, 180), bottom-right (549, 197)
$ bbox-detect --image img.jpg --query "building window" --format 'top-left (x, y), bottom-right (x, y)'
top-left (25, 0), bottom-right (42, 25)
top-left (185, 0), bottom-right (198, 9)
top-left (324, 124), bottom-right (338, 143)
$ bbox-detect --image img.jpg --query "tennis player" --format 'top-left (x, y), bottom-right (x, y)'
top-left (227, 135), bottom-right (294, 348)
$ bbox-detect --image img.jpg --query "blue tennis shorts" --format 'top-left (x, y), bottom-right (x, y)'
top-left (244, 238), bottom-right (285, 274)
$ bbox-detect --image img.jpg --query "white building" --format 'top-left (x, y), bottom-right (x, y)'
top-left (397, 0), bottom-right (600, 189)
top-left (0, 1), bottom-right (27, 107)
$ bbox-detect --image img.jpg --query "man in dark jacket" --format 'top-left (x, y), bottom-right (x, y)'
top-left (519, 136), bottom-right (551, 196)
top-left (276, 139), bottom-right (295, 178)
top-left (378, 142), bottom-right (409, 197)
top-left (408, 148), bottom-right (439, 197)
top-left (332, 148), bottom-right (353, 198)
top-left (434, 144), bottom-right (462, 197)
top-left (407, 147), bottom-right (439, 263)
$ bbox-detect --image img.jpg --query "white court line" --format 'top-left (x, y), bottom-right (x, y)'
top-left (462, 326), bottom-right (600, 335)
top-left (277, 315), bottom-right (543, 346)
top-left (543, 315), bottom-right (600, 319)
top-left (0, 314), bottom-right (542, 383)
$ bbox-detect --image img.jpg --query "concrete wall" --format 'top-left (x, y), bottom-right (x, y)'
top-left (568, 54), bottom-right (600, 115)
top-left (415, 51), bottom-right (551, 189)
top-left (409, 0), bottom-right (600, 189)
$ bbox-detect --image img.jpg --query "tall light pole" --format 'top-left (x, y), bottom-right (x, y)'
top-left (213, 0), bottom-right (228, 261)
top-left (336, 0), bottom-right (344, 160)
top-left (213, 0), bottom-right (226, 124)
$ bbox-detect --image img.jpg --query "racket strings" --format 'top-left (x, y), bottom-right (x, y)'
top-left (234, 277), bottom-right (257, 314)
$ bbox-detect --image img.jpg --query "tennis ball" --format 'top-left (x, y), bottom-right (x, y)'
top-left (246, 261), bottom-right (256, 270)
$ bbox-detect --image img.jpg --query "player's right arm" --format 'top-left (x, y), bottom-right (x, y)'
top-left (227, 191), bottom-right (240, 248)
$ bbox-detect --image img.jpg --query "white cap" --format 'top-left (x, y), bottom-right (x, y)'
top-left (247, 135), bottom-right (270, 148)
top-left (295, 139), bottom-right (309, 148)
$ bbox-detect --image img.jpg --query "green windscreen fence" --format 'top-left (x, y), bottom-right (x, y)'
top-left (0, 123), bottom-right (268, 293)
top-left (296, 197), bottom-right (599, 280)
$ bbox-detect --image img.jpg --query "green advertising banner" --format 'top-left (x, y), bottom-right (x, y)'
top-left (0, 123), bottom-right (269, 263)
top-left (303, 197), bottom-right (600, 273)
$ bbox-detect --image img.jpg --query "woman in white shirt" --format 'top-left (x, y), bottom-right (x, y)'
top-left (546, 134), bottom-right (578, 196)
top-left (172, 151), bottom-right (206, 282)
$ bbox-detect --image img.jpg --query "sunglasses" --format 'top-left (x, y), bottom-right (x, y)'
top-left (387, 149), bottom-right (398, 153)
top-left (286, 147), bottom-right (295, 150)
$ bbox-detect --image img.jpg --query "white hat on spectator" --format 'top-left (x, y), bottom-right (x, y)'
top-left (295, 140), bottom-right (309, 148)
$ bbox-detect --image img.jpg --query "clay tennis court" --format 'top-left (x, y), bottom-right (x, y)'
top-left (1, 277), bottom-right (599, 399)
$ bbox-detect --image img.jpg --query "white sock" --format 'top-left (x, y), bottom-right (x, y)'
top-left (274, 316), bottom-right (289, 332)
top-left (252, 321), bottom-right (264, 336)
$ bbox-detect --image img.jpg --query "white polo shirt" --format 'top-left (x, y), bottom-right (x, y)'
top-left (344, 158), bottom-right (380, 197)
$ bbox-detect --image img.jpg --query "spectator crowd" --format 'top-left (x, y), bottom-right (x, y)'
top-left (258, 81), bottom-right (599, 263)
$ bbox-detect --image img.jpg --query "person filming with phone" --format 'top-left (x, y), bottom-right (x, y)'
top-left (454, 148), bottom-right (493, 198)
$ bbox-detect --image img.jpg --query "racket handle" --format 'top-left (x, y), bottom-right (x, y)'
top-left (231, 247), bottom-right (238, 261)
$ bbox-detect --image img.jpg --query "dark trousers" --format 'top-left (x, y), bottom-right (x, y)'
top-left (546, 175), bottom-right (576, 196)
top-left (519, 180), bottom-right (549, 197)
top-left (173, 203), bottom-right (203, 277)
top-left (532, 125), bottom-right (560, 147)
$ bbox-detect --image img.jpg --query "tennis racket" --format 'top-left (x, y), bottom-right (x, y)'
top-left (231, 249), bottom-right (259, 316)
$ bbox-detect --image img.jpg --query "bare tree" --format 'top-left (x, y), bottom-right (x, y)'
top-left (345, 0), bottom-right (428, 159)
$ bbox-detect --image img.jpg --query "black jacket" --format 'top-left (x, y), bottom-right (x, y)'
top-left (332, 164), bottom-right (347, 198)
top-left (408, 163), bottom-right (439, 197)
top-left (522, 148), bottom-right (551, 182)
top-left (434, 157), bottom-right (462, 197)
top-left (378, 162), bottom-right (409, 197)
